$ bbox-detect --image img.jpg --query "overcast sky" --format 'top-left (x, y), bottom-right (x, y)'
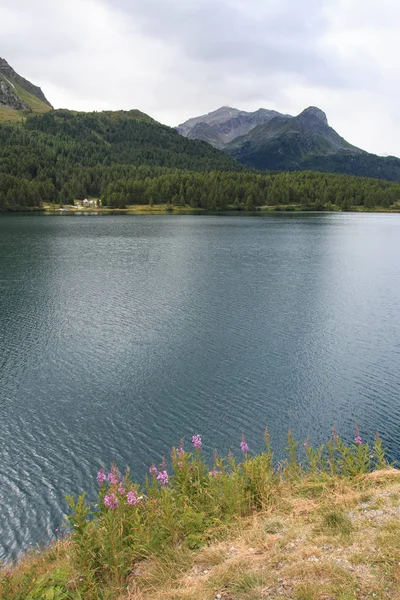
top-left (1, 0), bottom-right (399, 156)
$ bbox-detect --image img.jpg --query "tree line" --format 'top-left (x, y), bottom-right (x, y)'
top-left (0, 110), bottom-right (399, 211)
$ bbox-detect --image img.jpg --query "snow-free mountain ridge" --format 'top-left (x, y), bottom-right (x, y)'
top-left (177, 105), bottom-right (400, 179)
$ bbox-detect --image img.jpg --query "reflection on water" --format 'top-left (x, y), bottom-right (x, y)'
top-left (1, 212), bottom-right (400, 560)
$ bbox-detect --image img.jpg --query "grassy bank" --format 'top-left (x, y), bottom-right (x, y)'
top-left (42, 203), bottom-right (205, 214)
top-left (1, 429), bottom-right (399, 599)
top-left (39, 202), bottom-right (400, 215)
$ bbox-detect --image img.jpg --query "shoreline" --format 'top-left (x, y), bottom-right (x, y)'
top-left (1, 428), bottom-right (399, 599)
top-left (2, 204), bottom-right (400, 215)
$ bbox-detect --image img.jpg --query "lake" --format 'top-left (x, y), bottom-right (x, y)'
top-left (1, 212), bottom-right (400, 561)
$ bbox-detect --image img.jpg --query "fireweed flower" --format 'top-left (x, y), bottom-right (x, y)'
top-left (97, 466), bottom-right (107, 484)
top-left (354, 425), bottom-right (362, 445)
top-left (126, 491), bottom-right (140, 505)
top-left (149, 464), bottom-right (158, 475)
top-left (157, 470), bottom-right (169, 486)
top-left (118, 485), bottom-right (126, 495)
top-left (240, 433), bottom-right (249, 453)
top-left (104, 493), bottom-right (118, 509)
top-left (107, 465), bottom-right (120, 485)
top-left (108, 472), bottom-right (119, 484)
top-left (192, 434), bottom-right (202, 450)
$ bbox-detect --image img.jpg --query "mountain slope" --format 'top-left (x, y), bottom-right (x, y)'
top-left (226, 106), bottom-right (362, 168)
top-left (178, 105), bottom-right (400, 181)
top-left (226, 107), bottom-right (400, 180)
top-left (20, 108), bottom-right (243, 171)
top-left (0, 57), bottom-right (52, 121)
top-left (0, 108), bottom-right (246, 209)
top-left (2, 108), bottom-right (400, 211)
top-left (177, 106), bottom-right (285, 149)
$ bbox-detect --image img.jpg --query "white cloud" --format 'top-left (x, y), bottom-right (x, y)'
top-left (0, 0), bottom-right (399, 156)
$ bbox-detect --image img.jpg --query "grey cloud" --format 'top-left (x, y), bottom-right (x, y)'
top-left (108, 0), bottom-right (364, 88)
top-left (0, 0), bottom-right (397, 155)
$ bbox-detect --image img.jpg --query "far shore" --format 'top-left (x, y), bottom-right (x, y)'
top-left (38, 202), bottom-right (400, 214)
top-left (2, 203), bottom-right (400, 214)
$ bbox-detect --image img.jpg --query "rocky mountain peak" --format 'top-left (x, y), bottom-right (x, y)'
top-left (177, 106), bottom-right (288, 148)
top-left (298, 106), bottom-right (328, 125)
top-left (0, 57), bottom-right (16, 78)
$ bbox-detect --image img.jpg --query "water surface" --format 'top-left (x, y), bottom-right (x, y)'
top-left (1, 212), bottom-right (400, 560)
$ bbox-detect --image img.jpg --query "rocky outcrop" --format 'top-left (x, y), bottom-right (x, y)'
top-left (0, 79), bottom-right (29, 110)
top-left (177, 106), bottom-right (288, 149)
top-left (0, 57), bottom-right (53, 110)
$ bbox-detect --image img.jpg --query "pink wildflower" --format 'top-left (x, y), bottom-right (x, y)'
top-left (157, 470), bottom-right (169, 486)
top-left (240, 433), bottom-right (249, 453)
top-left (354, 425), bottom-right (362, 445)
top-left (104, 493), bottom-right (118, 509)
top-left (149, 464), bottom-right (158, 475)
top-left (118, 485), bottom-right (126, 495)
top-left (192, 434), bottom-right (202, 450)
top-left (107, 465), bottom-right (120, 485)
top-left (97, 466), bottom-right (107, 484)
top-left (126, 491), bottom-right (140, 505)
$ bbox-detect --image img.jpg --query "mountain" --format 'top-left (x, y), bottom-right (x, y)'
top-left (19, 108), bottom-right (242, 172)
top-left (177, 106), bottom-right (286, 149)
top-left (0, 108), bottom-right (245, 209)
top-left (226, 106), bottom-right (361, 167)
top-left (178, 106), bottom-right (400, 181)
top-left (0, 57), bottom-right (52, 121)
top-left (2, 107), bottom-right (400, 212)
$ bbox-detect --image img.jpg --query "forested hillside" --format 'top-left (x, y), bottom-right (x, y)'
top-left (1, 109), bottom-right (400, 211)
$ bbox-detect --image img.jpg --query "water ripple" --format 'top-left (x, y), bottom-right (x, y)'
top-left (1, 213), bottom-right (400, 560)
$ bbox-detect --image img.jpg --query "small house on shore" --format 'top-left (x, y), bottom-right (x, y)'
top-left (74, 198), bottom-right (100, 208)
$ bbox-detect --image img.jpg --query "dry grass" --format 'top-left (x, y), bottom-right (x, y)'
top-left (126, 470), bottom-right (400, 600)
top-left (0, 106), bottom-right (24, 122)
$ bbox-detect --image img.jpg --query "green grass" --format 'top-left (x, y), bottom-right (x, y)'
top-left (0, 429), bottom-right (395, 600)
top-left (13, 82), bottom-right (52, 114)
top-left (321, 510), bottom-right (353, 537)
top-left (0, 79), bottom-right (52, 122)
top-left (0, 106), bottom-right (24, 122)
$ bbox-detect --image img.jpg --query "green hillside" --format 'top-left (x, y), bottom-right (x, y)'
top-left (0, 108), bottom-right (244, 209)
top-left (2, 108), bottom-right (400, 212)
